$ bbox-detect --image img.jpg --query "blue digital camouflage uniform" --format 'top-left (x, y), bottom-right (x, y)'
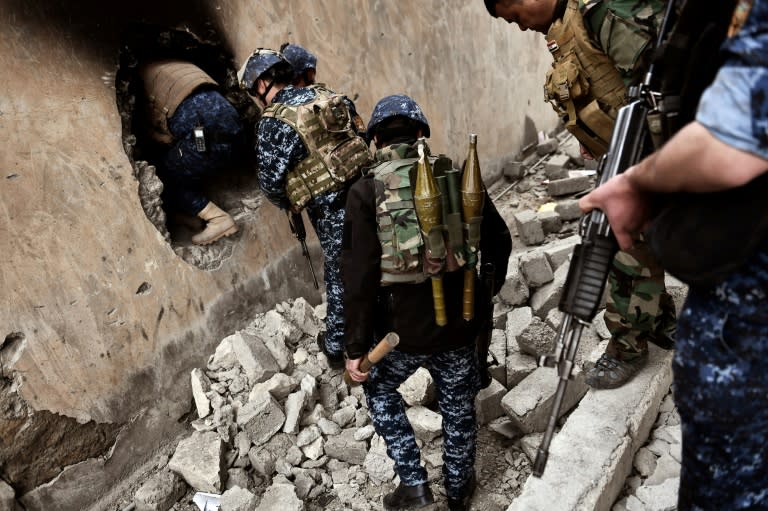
top-left (160, 89), bottom-right (244, 215)
top-left (256, 85), bottom-right (361, 357)
top-left (577, 0), bottom-right (677, 374)
top-left (365, 345), bottom-right (480, 497)
top-left (674, 2), bottom-right (768, 508)
top-left (343, 134), bottom-right (512, 501)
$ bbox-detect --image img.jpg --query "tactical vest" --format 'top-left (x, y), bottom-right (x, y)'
top-left (544, 0), bottom-right (628, 157)
top-left (140, 60), bottom-right (218, 144)
top-left (372, 154), bottom-right (464, 286)
top-left (261, 86), bottom-right (373, 210)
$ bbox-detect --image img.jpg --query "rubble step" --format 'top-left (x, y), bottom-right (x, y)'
top-left (508, 345), bottom-right (673, 511)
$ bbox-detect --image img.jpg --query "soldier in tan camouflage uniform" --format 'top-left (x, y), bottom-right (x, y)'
top-left (484, 0), bottom-right (677, 388)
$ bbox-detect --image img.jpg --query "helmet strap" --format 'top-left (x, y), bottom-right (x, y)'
top-left (258, 79), bottom-right (275, 104)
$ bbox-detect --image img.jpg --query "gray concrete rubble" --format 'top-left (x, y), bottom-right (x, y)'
top-left (114, 131), bottom-right (688, 511)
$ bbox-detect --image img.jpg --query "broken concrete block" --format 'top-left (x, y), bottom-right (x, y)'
top-left (301, 436), bottom-right (325, 461)
top-left (498, 265), bottom-right (530, 306)
top-left (502, 160), bottom-right (525, 180)
top-left (530, 262), bottom-right (569, 319)
top-left (283, 390), bottom-right (308, 434)
top-left (543, 235), bottom-right (578, 270)
top-left (211, 332), bottom-right (279, 386)
top-left (331, 406), bottom-right (356, 428)
top-left (354, 425), bottom-right (376, 442)
top-left (255, 482), bottom-right (304, 511)
top-left (290, 297), bottom-right (321, 338)
top-left (249, 373), bottom-right (297, 402)
top-left (519, 251), bottom-right (554, 288)
top-left (539, 210), bottom-right (563, 235)
top-left (405, 406), bottom-right (443, 443)
top-left (247, 447), bottom-right (276, 478)
top-left (555, 199), bottom-right (583, 221)
top-left (221, 486), bottom-right (258, 511)
top-left (514, 210), bottom-right (545, 246)
top-left (516, 316), bottom-right (557, 357)
top-left (225, 468), bottom-right (253, 491)
top-left (501, 366), bottom-right (588, 434)
top-left (190, 368), bottom-right (211, 419)
top-left (506, 350), bottom-right (538, 390)
top-left (398, 367), bottom-right (435, 406)
top-left (237, 391), bottom-right (285, 446)
top-left (544, 153), bottom-right (570, 180)
top-left (261, 310), bottom-right (302, 346)
top-left (133, 470), bottom-right (187, 511)
top-left (536, 137), bottom-right (558, 156)
top-left (506, 307), bottom-right (534, 339)
top-left (364, 434), bottom-right (396, 484)
top-left (475, 378), bottom-right (506, 425)
top-left (547, 175), bottom-right (592, 197)
top-left (168, 431), bottom-right (224, 493)
top-left (324, 429), bottom-right (368, 465)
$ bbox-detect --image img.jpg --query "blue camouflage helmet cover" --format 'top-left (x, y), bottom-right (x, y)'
top-left (281, 43), bottom-right (318, 76)
top-left (367, 94), bottom-right (431, 139)
top-left (238, 48), bottom-right (288, 91)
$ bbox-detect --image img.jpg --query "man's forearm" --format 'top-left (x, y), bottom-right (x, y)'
top-left (625, 121), bottom-right (768, 193)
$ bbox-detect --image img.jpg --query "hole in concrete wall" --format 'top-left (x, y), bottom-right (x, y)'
top-left (1, 332), bottom-right (25, 379)
top-left (116, 22), bottom-right (263, 271)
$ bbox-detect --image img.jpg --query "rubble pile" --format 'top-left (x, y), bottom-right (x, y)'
top-left (113, 129), bottom-right (684, 511)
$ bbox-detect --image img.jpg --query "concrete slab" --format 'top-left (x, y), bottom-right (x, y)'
top-left (508, 346), bottom-right (673, 511)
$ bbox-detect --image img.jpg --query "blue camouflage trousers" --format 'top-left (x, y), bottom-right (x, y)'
top-left (674, 252), bottom-right (768, 510)
top-left (161, 90), bottom-right (243, 215)
top-left (363, 345), bottom-right (480, 499)
top-left (306, 200), bottom-right (345, 357)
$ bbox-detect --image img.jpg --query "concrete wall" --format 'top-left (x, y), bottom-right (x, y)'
top-left (0, 0), bottom-right (557, 507)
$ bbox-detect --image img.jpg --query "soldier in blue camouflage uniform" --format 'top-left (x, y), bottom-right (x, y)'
top-left (239, 49), bottom-right (367, 369)
top-left (280, 42), bottom-right (318, 87)
top-left (581, 1), bottom-right (768, 507)
top-left (140, 60), bottom-right (243, 245)
top-left (343, 96), bottom-right (512, 511)
top-left (485, 0), bottom-right (677, 388)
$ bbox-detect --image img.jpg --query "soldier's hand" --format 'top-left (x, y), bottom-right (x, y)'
top-left (345, 357), bottom-right (369, 383)
top-left (579, 172), bottom-right (652, 251)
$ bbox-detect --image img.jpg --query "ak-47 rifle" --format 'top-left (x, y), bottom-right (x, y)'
top-left (532, 0), bottom-right (737, 478)
top-left (287, 211), bottom-right (319, 290)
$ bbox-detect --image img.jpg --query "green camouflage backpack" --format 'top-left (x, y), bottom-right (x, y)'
top-left (371, 149), bottom-right (461, 285)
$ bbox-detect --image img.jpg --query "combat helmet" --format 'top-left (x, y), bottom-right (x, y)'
top-left (280, 43), bottom-right (317, 77)
top-left (238, 48), bottom-right (289, 92)
top-left (366, 94), bottom-right (431, 141)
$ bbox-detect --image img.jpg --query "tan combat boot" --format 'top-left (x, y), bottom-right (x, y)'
top-left (191, 201), bottom-right (238, 245)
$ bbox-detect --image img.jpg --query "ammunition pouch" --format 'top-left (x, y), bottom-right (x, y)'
top-left (544, 0), bottom-right (627, 157)
top-left (262, 86), bottom-right (372, 210)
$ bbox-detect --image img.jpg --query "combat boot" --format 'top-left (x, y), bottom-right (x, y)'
top-left (585, 350), bottom-right (648, 390)
top-left (191, 201), bottom-right (238, 245)
top-left (447, 473), bottom-right (477, 511)
top-left (383, 482), bottom-right (434, 511)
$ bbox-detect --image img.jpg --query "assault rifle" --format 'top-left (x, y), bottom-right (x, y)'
top-left (532, 0), bottom-right (737, 477)
top-left (287, 211), bottom-right (319, 290)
